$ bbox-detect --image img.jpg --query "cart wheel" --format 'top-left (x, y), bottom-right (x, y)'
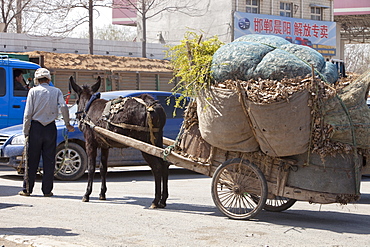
top-left (264, 197), bottom-right (297, 212)
top-left (211, 158), bottom-right (268, 220)
top-left (251, 195), bottom-right (297, 212)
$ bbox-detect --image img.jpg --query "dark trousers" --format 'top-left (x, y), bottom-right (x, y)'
top-left (23, 121), bottom-right (56, 194)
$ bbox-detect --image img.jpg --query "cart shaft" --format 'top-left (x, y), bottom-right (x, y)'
top-left (93, 126), bottom-right (214, 176)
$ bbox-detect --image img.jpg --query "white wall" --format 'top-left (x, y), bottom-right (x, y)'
top-left (143, 0), bottom-right (233, 44)
top-left (0, 33), bottom-right (167, 59)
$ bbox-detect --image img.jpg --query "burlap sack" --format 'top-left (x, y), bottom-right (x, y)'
top-left (246, 90), bottom-right (311, 157)
top-left (178, 124), bottom-right (211, 162)
top-left (323, 72), bottom-right (370, 148)
top-left (197, 87), bottom-right (259, 152)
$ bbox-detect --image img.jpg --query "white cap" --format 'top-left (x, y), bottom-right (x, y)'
top-left (34, 68), bottom-right (51, 85)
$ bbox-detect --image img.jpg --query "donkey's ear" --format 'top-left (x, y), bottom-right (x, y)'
top-left (69, 76), bottom-right (82, 95)
top-left (91, 76), bottom-right (101, 93)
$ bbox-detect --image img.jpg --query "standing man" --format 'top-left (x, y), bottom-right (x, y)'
top-left (19, 68), bottom-right (75, 197)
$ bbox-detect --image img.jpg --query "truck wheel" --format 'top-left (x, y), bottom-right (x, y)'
top-left (54, 142), bottom-right (87, 181)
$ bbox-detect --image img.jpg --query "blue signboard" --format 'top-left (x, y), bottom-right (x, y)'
top-left (234, 12), bottom-right (337, 56)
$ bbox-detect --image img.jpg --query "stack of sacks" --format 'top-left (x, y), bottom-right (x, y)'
top-left (197, 34), bottom-right (342, 157)
top-left (211, 34), bottom-right (338, 84)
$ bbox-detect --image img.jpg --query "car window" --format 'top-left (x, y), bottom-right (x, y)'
top-left (0, 68), bottom-right (5, 97)
top-left (61, 94), bottom-right (188, 120)
top-left (156, 95), bottom-right (186, 118)
top-left (58, 104), bottom-right (77, 120)
top-left (68, 104), bottom-right (78, 119)
top-left (13, 68), bottom-right (36, 97)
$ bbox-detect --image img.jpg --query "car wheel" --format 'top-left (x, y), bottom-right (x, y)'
top-left (54, 142), bottom-right (87, 181)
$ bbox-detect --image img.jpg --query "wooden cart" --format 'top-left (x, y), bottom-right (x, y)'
top-left (92, 124), bottom-right (363, 220)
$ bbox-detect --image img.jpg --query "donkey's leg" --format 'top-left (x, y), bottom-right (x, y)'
top-left (83, 142), bottom-right (97, 202)
top-left (159, 161), bottom-right (170, 208)
top-left (142, 153), bottom-right (162, 208)
top-left (99, 148), bottom-right (109, 200)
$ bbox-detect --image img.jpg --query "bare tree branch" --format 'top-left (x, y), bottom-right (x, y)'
top-left (0, 0), bottom-right (110, 37)
top-left (113, 0), bottom-right (209, 57)
top-left (344, 44), bottom-right (370, 74)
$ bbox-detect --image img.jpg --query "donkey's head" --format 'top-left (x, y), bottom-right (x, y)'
top-left (69, 76), bottom-right (101, 120)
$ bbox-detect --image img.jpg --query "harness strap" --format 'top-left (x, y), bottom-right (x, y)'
top-left (146, 110), bottom-right (156, 145)
top-left (131, 97), bottom-right (158, 145)
top-left (85, 92), bottom-right (101, 112)
top-left (104, 96), bottom-right (159, 145)
top-left (108, 121), bottom-right (160, 133)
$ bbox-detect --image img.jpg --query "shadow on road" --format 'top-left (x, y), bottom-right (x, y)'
top-left (57, 194), bottom-right (223, 218)
top-left (42, 192), bottom-right (370, 236)
top-left (0, 227), bottom-right (78, 237)
top-left (0, 184), bottom-right (22, 197)
top-left (0, 202), bottom-right (32, 210)
top-left (0, 166), bottom-right (207, 183)
top-left (2, 166), bottom-right (370, 236)
top-left (257, 207), bottom-right (370, 235)
top-left (0, 167), bottom-right (206, 182)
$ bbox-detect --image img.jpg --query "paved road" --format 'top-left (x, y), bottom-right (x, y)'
top-left (1, 165), bottom-right (370, 247)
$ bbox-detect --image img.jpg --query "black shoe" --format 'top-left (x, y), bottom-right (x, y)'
top-left (18, 190), bottom-right (31, 196)
top-left (44, 192), bottom-right (54, 197)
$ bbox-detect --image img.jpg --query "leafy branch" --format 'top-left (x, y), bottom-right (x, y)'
top-left (165, 31), bottom-right (224, 108)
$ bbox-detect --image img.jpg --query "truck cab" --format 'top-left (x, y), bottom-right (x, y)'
top-left (0, 55), bottom-right (40, 129)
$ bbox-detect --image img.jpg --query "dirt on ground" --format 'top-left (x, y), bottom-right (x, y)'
top-left (0, 237), bottom-right (31, 247)
top-left (20, 51), bottom-right (173, 73)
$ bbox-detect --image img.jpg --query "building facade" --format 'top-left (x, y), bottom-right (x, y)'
top-left (113, 0), bottom-right (343, 59)
top-left (140, 0), bottom-right (334, 44)
top-left (333, 0), bottom-right (370, 43)
top-left (114, 0), bottom-right (337, 58)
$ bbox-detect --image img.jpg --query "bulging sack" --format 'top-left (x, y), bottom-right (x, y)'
top-left (323, 73), bottom-right (370, 148)
top-left (246, 90), bottom-right (311, 157)
top-left (197, 87), bottom-right (259, 152)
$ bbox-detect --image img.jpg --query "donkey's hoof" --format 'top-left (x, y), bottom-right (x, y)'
top-left (99, 194), bottom-right (106, 200)
top-left (82, 196), bottom-right (89, 202)
top-left (158, 202), bottom-right (166, 208)
top-left (149, 203), bottom-right (158, 209)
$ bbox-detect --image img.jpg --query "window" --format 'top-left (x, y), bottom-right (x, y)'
top-left (280, 2), bottom-right (292, 17)
top-left (311, 7), bottom-right (322, 20)
top-left (0, 68), bottom-right (5, 97)
top-left (13, 68), bottom-right (28, 97)
top-left (13, 68), bottom-right (36, 97)
top-left (246, 0), bottom-right (259, 14)
top-left (156, 95), bottom-right (187, 119)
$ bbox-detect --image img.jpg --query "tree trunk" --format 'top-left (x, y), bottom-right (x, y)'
top-left (16, 0), bottom-right (22, 33)
top-left (89, 0), bottom-right (94, 54)
top-left (141, 0), bottom-right (146, 58)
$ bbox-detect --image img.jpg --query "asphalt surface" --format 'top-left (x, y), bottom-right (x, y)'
top-left (1, 165), bottom-right (370, 247)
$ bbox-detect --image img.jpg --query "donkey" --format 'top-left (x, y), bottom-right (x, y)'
top-left (69, 76), bottom-right (169, 208)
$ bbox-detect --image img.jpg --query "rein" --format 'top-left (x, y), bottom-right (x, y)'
top-left (75, 92), bottom-right (101, 119)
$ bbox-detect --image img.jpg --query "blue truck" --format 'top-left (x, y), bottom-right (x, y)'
top-left (0, 54), bottom-right (41, 129)
top-left (0, 55), bottom-right (187, 180)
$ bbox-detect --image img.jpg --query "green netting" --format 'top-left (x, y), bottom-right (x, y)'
top-left (323, 71), bottom-right (370, 148)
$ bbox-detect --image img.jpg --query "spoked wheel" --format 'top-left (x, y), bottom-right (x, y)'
top-left (251, 195), bottom-right (297, 212)
top-left (264, 197), bottom-right (297, 212)
top-left (211, 158), bottom-right (268, 220)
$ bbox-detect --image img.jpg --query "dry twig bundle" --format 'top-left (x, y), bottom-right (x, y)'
top-left (182, 101), bottom-right (198, 130)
